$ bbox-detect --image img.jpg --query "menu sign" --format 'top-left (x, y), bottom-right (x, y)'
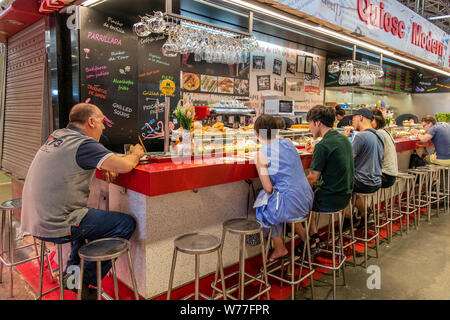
top-left (180, 53), bottom-right (250, 97)
top-left (325, 59), bottom-right (413, 93)
top-left (79, 6), bottom-right (138, 151)
top-left (137, 35), bottom-right (180, 151)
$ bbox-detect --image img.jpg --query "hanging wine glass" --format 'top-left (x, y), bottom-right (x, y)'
top-left (149, 11), bottom-right (166, 33)
top-left (134, 20), bottom-right (151, 37)
top-left (162, 18), bottom-right (178, 57)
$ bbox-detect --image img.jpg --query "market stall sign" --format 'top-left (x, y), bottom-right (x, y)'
top-left (39, 0), bottom-right (74, 14)
top-left (357, 0), bottom-right (444, 57)
top-left (270, 0), bottom-right (450, 69)
top-left (160, 79), bottom-right (176, 96)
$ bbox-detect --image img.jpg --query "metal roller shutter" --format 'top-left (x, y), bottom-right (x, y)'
top-left (1, 19), bottom-right (47, 180)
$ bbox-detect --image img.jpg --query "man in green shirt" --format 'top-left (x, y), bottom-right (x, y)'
top-left (296, 105), bottom-right (354, 252)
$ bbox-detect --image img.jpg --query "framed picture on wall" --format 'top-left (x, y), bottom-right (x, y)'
top-left (257, 75), bottom-right (271, 91)
top-left (285, 77), bottom-right (305, 101)
top-left (296, 55), bottom-right (305, 73)
top-left (274, 78), bottom-right (284, 92)
top-left (252, 55), bottom-right (266, 70)
top-left (304, 56), bottom-right (314, 75)
top-left (273, 58), bottom-right (282, 75)
top-left (286, 61), bottom-right (296, 74)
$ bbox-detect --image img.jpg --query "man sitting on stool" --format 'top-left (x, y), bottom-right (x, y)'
top-left (412, 115), bottom-right (450, 166)
top-left (20, 103), bottom-right (145, 299)
top-left (295, 105), bottom-right (354, 252)
top-left (344, 108), bottom-right (384, 230)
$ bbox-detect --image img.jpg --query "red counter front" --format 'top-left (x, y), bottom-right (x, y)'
top-left (96, 137), bottom-right (431, 197)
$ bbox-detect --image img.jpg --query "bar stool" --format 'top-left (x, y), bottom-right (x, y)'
top-left (353, 191), bottom-right (380, 269)
top-left (264, 215), bottom-right (315, 300)
top-left (426, 165), bottom-right (447, 216)
top-left (339, 202), bottom-right (357, 268)
top-left (386, 179), bottom-right (403, 241)
top-left (36, 239), bottom-right (67, 300)
top-left (78, 238), bottom-right (139, 300)
top-left (211, 219), bottom-right (271, 300)
top-left (437, 165), bottom-right (450, 213)
top-left (309, 210), bottom-right (346, 300)
top-left (378, 185), bottom-right (394, 243)
top-left (395, 173), bottom-right (418, 233)
top-left (408, 168), bottom-right (432, 224)
top-left (0, 199), bottom-right (44, 297)
top-left (167, 232), bottom-right (226, 300)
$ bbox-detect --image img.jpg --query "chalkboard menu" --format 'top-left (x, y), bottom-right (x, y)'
top-left (79, 6), bottom-right (138, 151)
top-left (78, 7), bottom-right (181, 152)
top-left (137, 35), bottom-right (180, 151)
top-left (413, 74), bottom-right (450, 93)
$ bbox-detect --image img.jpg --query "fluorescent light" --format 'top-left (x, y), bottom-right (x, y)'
top-left (219, 0), bottom-right (450, 77)
top-left (81, 0), bottom-right (106, 7)
top-left (428, 15), bottom-right (450, 21)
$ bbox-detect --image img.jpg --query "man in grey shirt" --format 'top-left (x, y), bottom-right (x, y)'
top-left (21, 103), bottom-right (144, 299)
top-left (344, 108), bottom-right (384, 230)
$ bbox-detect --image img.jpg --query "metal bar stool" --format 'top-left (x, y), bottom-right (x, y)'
top-left (426, 165), bottom-right (447, 216)
top-left (408, 168), bottom-right (431, 224)
top-left (36, 239), bottom-right (66, 300)
top-left (378, 185), bottom-right (394, 243)
top-left (338, 202), bottom-right (357, 268)
top-left (353, 191), bottom-right (381, 269)
top-left (78, 238), bottom-right (139, 300)
top-left (309, 210), bottom-right (346, 300)
top-left (438, 165), bottom-right (450, 213)
top-left (264, 215), bottom-right (315, 300)
top-left (0, 199), bottom-right (47, 297)
top-left (395, 173), bottom-right (418, 233)
top-left (167, 232), bottom-right (226, 300)
top-left (386, 180), bottom-right (403, 241)
top-left (211, 218), bottom-right (271, 300)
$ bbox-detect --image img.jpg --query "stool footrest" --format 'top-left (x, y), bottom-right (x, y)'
top-left (0, 253), bottom-right (40, 267)
top-left (211, 270), bottom-right (271, 300)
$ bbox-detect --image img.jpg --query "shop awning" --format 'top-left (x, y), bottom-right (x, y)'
top-left (0, 0), bottom-right (44, 42)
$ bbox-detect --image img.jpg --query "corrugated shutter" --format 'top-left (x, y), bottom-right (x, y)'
top-left (1, 19), bottom-right (47, 180)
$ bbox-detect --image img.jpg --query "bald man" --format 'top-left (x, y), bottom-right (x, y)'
top-left (21, 103), bottom-right (144, 299)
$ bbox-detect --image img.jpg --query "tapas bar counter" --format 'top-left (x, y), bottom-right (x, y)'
top-left (87, 137), bottom-right (431, 299)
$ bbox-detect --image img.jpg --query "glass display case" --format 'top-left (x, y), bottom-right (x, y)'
top-left (170, 123), bottom-right (315, 156)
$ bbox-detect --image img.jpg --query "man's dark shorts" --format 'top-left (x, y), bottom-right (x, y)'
top-left (312, 196), bottom-right (342, 213)
top-left (381, 173), bottom-right (396, 189)
top-left (354, 179), bottom-right (381, 194)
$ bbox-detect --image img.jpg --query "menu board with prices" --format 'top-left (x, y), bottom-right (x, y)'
top-left (79, 6), bottom-right (138, 152)
top-left (78, 7), bottom-right (181, 152)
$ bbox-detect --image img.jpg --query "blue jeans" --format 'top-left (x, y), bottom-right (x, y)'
top-left (36, 208), bottom-right (136, 286)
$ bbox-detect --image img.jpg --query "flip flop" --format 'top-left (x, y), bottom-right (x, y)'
top-left (268, 253), bottom-right (289, 262)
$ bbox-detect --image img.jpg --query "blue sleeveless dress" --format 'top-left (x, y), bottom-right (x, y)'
top-left (255, 139), bottom-right (313, 236)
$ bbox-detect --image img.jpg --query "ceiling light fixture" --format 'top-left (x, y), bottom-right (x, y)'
top-left (218, 0), bottom-right (450, 77)
top-left (428, 15), bottom-right (450, 21)
top-left (81, 0), bottom-right (107, 7)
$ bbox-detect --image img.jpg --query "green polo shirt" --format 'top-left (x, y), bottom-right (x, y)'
top-left (310, 129), bottom-right (354, 210)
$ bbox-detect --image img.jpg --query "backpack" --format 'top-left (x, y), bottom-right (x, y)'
top-left (409, 150), bottom-right (426, 168)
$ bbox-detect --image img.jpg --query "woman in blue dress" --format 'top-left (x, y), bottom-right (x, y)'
top-left (253, 115), bottom-right (314, 261)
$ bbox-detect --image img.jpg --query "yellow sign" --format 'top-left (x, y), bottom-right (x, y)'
top-left (160, 79), bottom-right (175, 96)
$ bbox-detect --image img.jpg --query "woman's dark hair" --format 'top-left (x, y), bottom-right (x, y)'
top-left (254, 114), bottom-right (279, 140)
top-left (275, 117), bottom-right (286, 130)
top-left (371, 108), bottom-right (385, 129)
top-left (306, 105), bottom-right (335, 128)
top-left (335, 105), bottom-right (346, 117)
